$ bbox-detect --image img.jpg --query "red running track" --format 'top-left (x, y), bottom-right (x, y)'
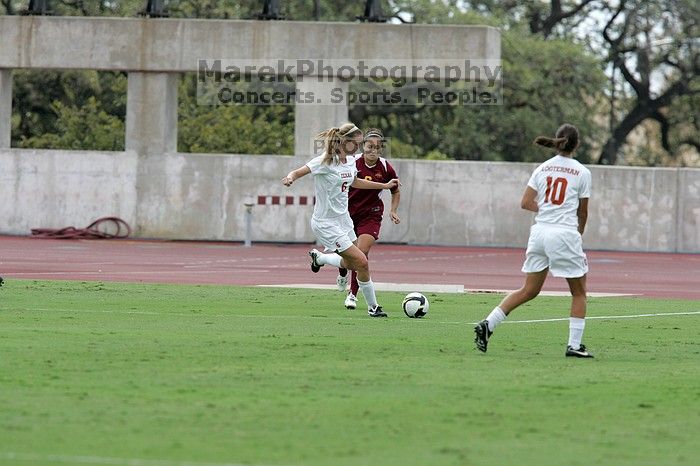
top-left (0, 236), bottom-right (698, 300)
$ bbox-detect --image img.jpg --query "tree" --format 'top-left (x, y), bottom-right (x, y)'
top-left (598, 0), bottom-right (699, 164)
top-left (177, 74), bottom-right (294, 154)
top-left (457, 0), bottom-right (597, 37)
top-left (350, 5), bottom-right (605, 162)
top-left (18, 96), bottom-right (125, 151)
top-left (12, 70), bottom-right (127, 148)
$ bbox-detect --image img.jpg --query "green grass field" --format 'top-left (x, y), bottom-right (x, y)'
top-left (1, 280), bottom-right (699, 466)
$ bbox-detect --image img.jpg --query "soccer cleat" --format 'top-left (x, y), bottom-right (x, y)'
top-left (336, 273), bottom-right (348, 291)
top-left (474, 319), bottom-right (492, 353)
top-left (565, 344), bottom-right (594, 358)
top-left (368, 305), bottom-right (387, 317)
top-left (309, 249), bottom-right (323, 273)
top-left (344, 293), bottom-right (357, 310)
top-left (0, 276), bottom-right (3, 287)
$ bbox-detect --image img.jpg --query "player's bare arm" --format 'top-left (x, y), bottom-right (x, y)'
top-left (577, 198), bottom-right (589, 234)
top-left (282, 165), bottom-right (311, 186)
top-left (390, 190), bottom-right (401, 224)
top-left (520, 186), bottom-right (538, 212)
top-left (352, 178), bottom-right (400, 190)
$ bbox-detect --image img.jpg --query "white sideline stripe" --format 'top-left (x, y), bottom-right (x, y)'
top-left (0, 452), bottom-right (255, 466)
top-left (260, 282), bottom-right (465, 293)
top-left (500, 311), bottom-right (700, 324)
top-left (262, 283), bottom-right (637, 297)
top-left (11, 308), bottom-right (700, 326)
top-left (7, 270), bottom-right (269, 276)
top-left (466, 288), bottom-right (637, 297)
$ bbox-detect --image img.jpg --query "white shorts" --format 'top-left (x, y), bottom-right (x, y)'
top-left (310, 213), bottom-right (357, 253)
top-left (522, 223), bottom-right (588, 278)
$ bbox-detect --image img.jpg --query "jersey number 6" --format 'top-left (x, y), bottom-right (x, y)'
top-left (341, 181), bottom-right (348, 192)
top-left (545, 176), bottom-right (567, 205)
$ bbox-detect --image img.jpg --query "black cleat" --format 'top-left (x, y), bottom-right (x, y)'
top-left (368, 305), bottom-right (387, 317)
top-left (309, 249), bottom-right (323, 273)
top-left (474, 319), bottom-right (492, 353)
top-left (566, 344), bottom-right (594, 358)
top-left (0, 276), bottom-right (3, 287)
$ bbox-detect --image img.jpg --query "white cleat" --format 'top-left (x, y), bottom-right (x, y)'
top-left (344, 293), bottom-right (357, 310)
top-left (336, 274), bottom-right (348, 292)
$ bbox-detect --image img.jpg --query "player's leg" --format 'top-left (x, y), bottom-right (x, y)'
top-left (309, 248), bottom-right (342, 271)
top-left (499, 270), bottom-right (548, 313)
top-left (475, 225), bottom-right (548, 352)
top-left (564, 275), bottom-right (592, 357)
top-left (546, 228), bottom-right (592, 358)
top-left (567, 274), bottom-right (587, 319)
top-left (345, 214), bottom-right (380, 308)
top-left (336, 216), bottom-right (358, 291)
top-left (338, 244), bottom-right (386, 317)
top-left (310, 215), bottom-right (355, 273)
top-left (343, 237), bottom-right (360, 309)
top-left (474, 270), bottom-right (547, 353)
top-left (348, 232), bottom-right (376, 304)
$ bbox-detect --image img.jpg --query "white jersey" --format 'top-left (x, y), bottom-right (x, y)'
top-left (527, 155), bottom-right (591, 229)
top-left (306, 153), bottom-right (358, 220)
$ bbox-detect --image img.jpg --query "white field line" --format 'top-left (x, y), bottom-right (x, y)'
top-left (260, 283), bottom-right (637, 297)
top-left (501, 311), bottom-right (700, 324)
top-left (260, 282), bottom-right (465, 293)
top-left (0, 452), bottom-right (257, 466)
top-left (7, 307), bottom-right (700, 325)
top-left (6, 270), bottom-right (269, 276)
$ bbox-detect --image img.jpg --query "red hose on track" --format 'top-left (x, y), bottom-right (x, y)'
top-left (31, 217), bottom-right (132, 239)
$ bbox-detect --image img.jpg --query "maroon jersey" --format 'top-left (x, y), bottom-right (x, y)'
top-left (348, 154), bottom-right (398, 218)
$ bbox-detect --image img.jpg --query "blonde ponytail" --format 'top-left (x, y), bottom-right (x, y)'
top-left (315, 123), bottom-right (362, 165)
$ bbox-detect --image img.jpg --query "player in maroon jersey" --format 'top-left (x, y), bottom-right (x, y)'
top-left (337, 128), bottom-right (401, 309)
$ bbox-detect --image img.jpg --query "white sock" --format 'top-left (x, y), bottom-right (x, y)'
top-left (568, 317), bottom-right (585, 348)
top-left (317, 252), bottom-right (342, 268)
top-left (357, 278), bottom-right (378, 309)
top-left (486, 306), bottom-right (507, 332)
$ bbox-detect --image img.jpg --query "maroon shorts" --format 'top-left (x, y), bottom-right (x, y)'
top-left (352, 213), bottom-right (382, 240)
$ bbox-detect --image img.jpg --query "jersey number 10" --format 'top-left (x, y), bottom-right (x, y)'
top-left (545, 176), bottom-right (567, 205)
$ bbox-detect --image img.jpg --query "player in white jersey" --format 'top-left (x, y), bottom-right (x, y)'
top-left (474, 124), bottom-right (594, 358)
top-left (282, 123), bottom-right (400, 317)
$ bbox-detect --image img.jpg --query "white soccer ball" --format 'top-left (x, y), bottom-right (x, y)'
top-left (402, 292), bottom-right (429, 318)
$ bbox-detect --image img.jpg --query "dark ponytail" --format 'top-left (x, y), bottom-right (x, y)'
top-left (534, 124), bottom-right (580, 154)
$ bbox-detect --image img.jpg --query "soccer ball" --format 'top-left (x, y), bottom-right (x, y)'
top-left (402, 292), bottom-right (429, 318)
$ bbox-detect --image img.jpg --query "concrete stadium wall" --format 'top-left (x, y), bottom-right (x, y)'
top-left (1, 17), bottom-right (696, 253)
top-left (0, 16), bottom-right (501, 157)
top-left (1, 149), bottom-right (698, 253)
top-left (0, 17), bottom-right (500, 72)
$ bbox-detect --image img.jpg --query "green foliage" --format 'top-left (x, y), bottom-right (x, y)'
top-left (13, 70), bottom-right (98, 141)
top-left (386, 137), bottom-right (424, 159)
top-left (18, 97), bottom-right (125, 151)
top-left (13, 71), bottom-right (126, 151)
top-left (424, 149), bottom-right (451, 160)
top-left (177, 74), bottom-right (294, 154)
top-left (389, 0), bottom-right (502, 25)
top-left (178, 104), bottom-right (294, 155)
